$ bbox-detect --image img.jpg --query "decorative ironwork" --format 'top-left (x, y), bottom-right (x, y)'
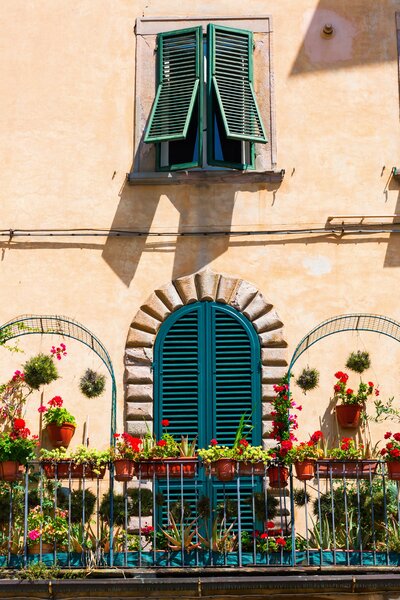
top-left (0, 314), bottom-right (116, 442)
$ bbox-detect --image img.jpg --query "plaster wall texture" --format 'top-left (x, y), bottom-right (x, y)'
top-left (1, 1), bottom-right (400, 451)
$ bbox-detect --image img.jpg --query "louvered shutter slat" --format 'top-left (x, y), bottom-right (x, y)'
top-left (144, 28), bottom-right (201, 143)
top-left (208, 24), bottom-right (267, 144)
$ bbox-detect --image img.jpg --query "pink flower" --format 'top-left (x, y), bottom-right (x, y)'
top-left (296, 405), bottom-right (303, 411)
top-left (28, 529), bottom-right (41, 541)
top-left (38, 405), bottom-right (47, 413)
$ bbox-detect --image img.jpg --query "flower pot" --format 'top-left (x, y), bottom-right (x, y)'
top-left (336, 404), bottom-right (362, 429)
top-left (214, 459), bottom-right (235, 482)
top-left (163, 458), bottom-right (198, 479)
top-left (238, 461), bottom-right (265, 476)
top-left (114, 459), bottom-right (137, 482)
top-left (42, 460), bottom-right (106, 480)
top-left (0, 461), bottom-right (22, 482)
top-left (28, 542), bottom-right (53, 554)
top-left (45, 423), bottom-right (75, 448)
top-left (137, 461), bottom-right (155, 479)
top-left (267, 465), bottom-right (289, 488)
top-left (294, 459), bottom-right (316, 481)
top-left (316, 459), bottom-right (378, 479)
top-left (387, 461), bottom-right (400, 480)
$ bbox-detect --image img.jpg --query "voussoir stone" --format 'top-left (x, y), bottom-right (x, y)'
top-left (141, 293), bottom-right (172, 322)
top-left (262, 366), bottom-right (288, 384)
top-left (124, 365), bottom-right (153, 384)
top-left (262, 402), bottom-right (275, 419)
top-left (127, 421), bottom-right (150, 436)
top-left (126, 327), bottom-right (155, 348)
top-left (173, 274), bottom-right (198, 304)
top-left (155, 282), bottom-right (184, 312)
top-left (262, 423), bottom-right (274, 439)
top-left (131, 309), bottom-right (162, 334)
top-left (252, 309), bottom-right (283, 333)
top-left (230, 280), bottom-right (259, 312)
top-left (262, 384), bottom-right (277, 401)
top-left (243, 293), bottom-right (272, 321)
top-left (126, 402), bottom-right (153, 420)
top-left (259, 328), bottom-right (287, 348)
top-left (261, 348), bottom-right (288, 366)
top-left (195, 270), bottom-right (220, 301)
top-left (217, 275), bottom-right (241, 304)
top-left (126, 384), bottom-right (153, 403)
top-left (125, 347), bottom-right (153, 366)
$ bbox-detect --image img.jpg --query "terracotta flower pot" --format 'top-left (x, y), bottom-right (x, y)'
top-left (238, 461), bottom-right (265, 476)
top-left (163, 457), bottom-right (198, 479)
top-left (214, 458), bottom-right (235, 482)
top-left (267, 465), bottom-right (289, 488)
top-left (0, 460), bottom-right (22, 482)
top-left (136, 461), bottom-right (155, 479)
top-left (114, 459), bottom-right (137, 482)
top-left (387, 461), bottom-right (400, 480)
top-left (336, 404), bottom-right (362, 429)
top-left (294, 459), bottom-right (316, 481)
top-left (316, 459), bottom-right (378, 479)
top-left (45, 423), bottom-right (75, 448)
top-left (28, 542), bottom-right (54, 554)
top-left (42, 460), bottom-right (106, 480)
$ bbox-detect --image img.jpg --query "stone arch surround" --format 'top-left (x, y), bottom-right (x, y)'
top-left (124, 269), bottom-right (288, 447)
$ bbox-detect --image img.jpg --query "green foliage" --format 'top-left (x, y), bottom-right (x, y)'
top-left (293, 488), bottom-right (311, 507)
top-left (57, 489), bottom-right (96, 523)
top-left (79, 369), bottom-right (106, 399)
top-left (296, 367), bottom-right (319, 393)
top-left (23, 354), bottom-right (59, 390)
top-left (127, 487), bottom-right (153, 516)
top-left (346, 351), bottom-right (371, 374)
top-left (43, 407), bottom-right (76, 427)
top-left (0, 432), bottom-right (37, 463)
top-left (370, 397), bottom-right (400, 423)
top-left (244, 492), bottom-right (278, 522)
top-left (161, 512), bottom-right (200, 552)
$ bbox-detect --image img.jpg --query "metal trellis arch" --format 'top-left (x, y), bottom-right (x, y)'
top-left (0, 314), bottom-right (117, 443)
top-left (287, 313), bottom-right (400, 384)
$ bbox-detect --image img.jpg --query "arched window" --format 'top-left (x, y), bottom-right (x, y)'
top-left (154, 301), bottom-right (262, 521)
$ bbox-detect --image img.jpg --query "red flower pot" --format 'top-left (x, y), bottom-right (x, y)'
top-left (214, 459), bottom-right (235, 482)
top-left (238, 461), bottom-right (265, 476)
top-left (0, 461), bottom-right (22, 481)
top-left (316, 459), bottom-right (378, 479)
top-left (294, 459), bottom-right (316, 481)
top-left (336, 404), bottom-right (362, 429)
top-left (164, 457), bottom-right (198, 479)
top-left (136, 461), bottom-right (155, 479)
top-left (267, 465), bottom-right (289, 488)
top-left (45, 423), bottom-right (76, 448)
top-left (114, 459), bottom-right (137, 482)
top-left (28, 542), bottom-right (54, 554)
top-left (42, 461), bottom-right (106, 480)
top-left (387, 461), bottom-right (400, 480)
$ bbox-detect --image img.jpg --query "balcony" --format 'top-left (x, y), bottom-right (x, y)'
top-left (0, 458), bottom-right (398, 573)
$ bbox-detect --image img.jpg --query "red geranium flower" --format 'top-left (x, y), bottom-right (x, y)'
top-left (334, 384), bottom-right (341, 393)
top-left (381, 448), bottom-right (387, 455)
top-left (384, 432), bottom-right (392, 439)
top-left (276, 537), bottom-right (286, 547)
top-left (334, 371), bottom-right (344, 379)
top-left (368, 382), bottom-right (374, 388)
top-left (239, 439), bottom-right (249, 447)
top-left (161, 419), bottom-right (170, 427)
top-left (394, 433), bottom-right (400, 442)
top-left (37, 405), bottom-right (47, 413)
top-left (13, 418), bottom-right (26, 430)
top-left (266, 521), bottom-right (275, 529)
top-left (260, 532), bottom-right (269, 539)
top-left (210, 439), bottom-right (218, 446)
top-left (346, 388), bottom-right (353, 396)
top-left (114, 433), bottom-right (120, 438)
top-left (48, 396), bottom-right (63, 407)
top-left (157, 440), bottom-right (167, 447)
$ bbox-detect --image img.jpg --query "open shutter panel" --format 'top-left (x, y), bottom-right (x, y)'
top-left (208, 24), bottom-right (267, 144)
top-left (144, 27), bottom-right (202, 143)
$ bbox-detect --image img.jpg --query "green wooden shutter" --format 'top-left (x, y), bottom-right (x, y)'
top-left (144, 27), bottom-right (202, 143)
top-left (208, 24), bottom-right (267, 144)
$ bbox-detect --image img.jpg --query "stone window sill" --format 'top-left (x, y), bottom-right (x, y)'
top-left (127, 170), bottom-right (285, 186)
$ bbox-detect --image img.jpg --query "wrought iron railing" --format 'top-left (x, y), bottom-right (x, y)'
top-left (0, 459), bottom-right (399, 570)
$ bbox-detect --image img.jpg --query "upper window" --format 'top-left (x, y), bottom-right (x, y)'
top-left (144, 24), bottom-right (267, 172)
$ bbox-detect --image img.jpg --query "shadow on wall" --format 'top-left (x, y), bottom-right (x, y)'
top-left (101, 180), bottom-right (282, 286)
top-left (290, 0), bottom-right (398, 77)
top-left (384, 173), bottom-right (400, 268)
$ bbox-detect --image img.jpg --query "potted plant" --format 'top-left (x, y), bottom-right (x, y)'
top-left (111, 433), bottom-right (142, 481)
top-left (147, 423), bottom-right (180, 478)
top-left (167, 433), bottom-right (198, 479)
top-left (267, 440), bottom-right (293, 488)
top-left (161, 512), bottom-right (200, 553)
top-left (79, 368), bottom-right (106, 398)
top-left (333, 371), bottom-right (375, 428)
top-left (198, 441), bottom-right (236, 481)
top-left (235, 441), bottom-right (270, 476)
top-left (23, 353), bottom-right (59, 390)
top-left (40, 446), bottom-right (109, 479)
top-left (0, 420), bottom-right (38, 481)
top-left (317, 437), bottom-right (378, 479)
top-left (380, 432), bottom-right (400, 479)
top-left (27, 505), bottom-right (69, 554)
top-left (296, 367), bottom-right (320, 394)
top-left (286, 431), bottom-right (323, 481)
top-left (42, 396), bottom-right (76, 448)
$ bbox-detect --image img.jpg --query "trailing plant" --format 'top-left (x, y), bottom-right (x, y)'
top-left (296, 367), bottom-right (319, 394)
top-left (369, 397), bottom-right (400, 423)
top-left (42, 396), bottom-right (76, 427)
top-left (270, 376), bottom-right (301, 444)
top-left (198, 442), bottom-right (235, 463)
top-left (23, 353), bottom-right (59, 390)
top-left (79, 369), bottom-right (106, 399)
top-left (346, 351), bottom-right (370, 374)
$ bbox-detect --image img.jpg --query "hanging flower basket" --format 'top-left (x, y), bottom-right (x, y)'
top-left (316, 459), bottom-right (378, 479)
top-left (0, 460), bottom-right (23, 482)
top-left (294, 459), bottom-right (316, 481)
top-left (267, 465), bottom-right (289, 488)
top-left (113, 459), bottom-right (137, 482)
top-left (336, 404), bottom-right (362, 429)
top-left (41, 460), bottom-right (106, 480)
top-left (45, 423), bottom-right (76, 448)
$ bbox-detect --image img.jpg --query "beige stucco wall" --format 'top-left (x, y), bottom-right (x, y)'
top-left (1, 0), bottom-right (400, 453)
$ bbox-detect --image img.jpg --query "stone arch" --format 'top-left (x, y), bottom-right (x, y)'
top-left (124, 269), bottom-right (288, 446)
